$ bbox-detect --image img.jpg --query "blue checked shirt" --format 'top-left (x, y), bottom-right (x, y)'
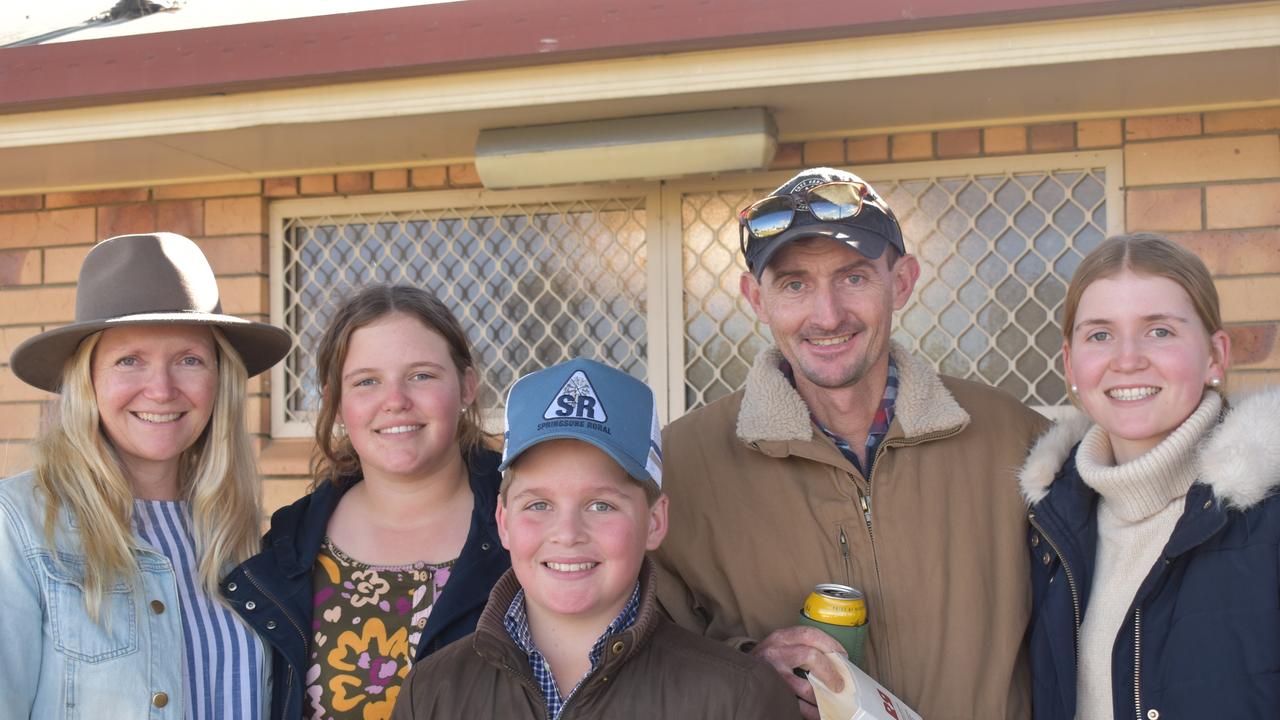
top-left (784, 357), bottom-right (900, 479)
top-left (503, 583), bottom-right (642, 719)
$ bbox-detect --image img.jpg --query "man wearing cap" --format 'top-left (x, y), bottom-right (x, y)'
top-left (653, 168), bottom-right (1047, 719)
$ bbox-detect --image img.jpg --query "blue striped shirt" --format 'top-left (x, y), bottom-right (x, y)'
top-left (134, 500), bottom-right (265, 720)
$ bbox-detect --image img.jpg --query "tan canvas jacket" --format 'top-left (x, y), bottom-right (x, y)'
top-left (653, 343), bottom-right (1049, 720)
top-left (393, 559), bottom-right (800, 720)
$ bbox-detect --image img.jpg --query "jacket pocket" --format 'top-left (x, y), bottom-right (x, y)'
top-left (38, 554), bottom-right (138, 662)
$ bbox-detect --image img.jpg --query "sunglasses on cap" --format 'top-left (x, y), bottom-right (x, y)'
top-left (737, 180), bottom-right (886, 244)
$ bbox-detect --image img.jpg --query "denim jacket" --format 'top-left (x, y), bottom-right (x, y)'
top-left (0, 470), bottom-right (271, 720)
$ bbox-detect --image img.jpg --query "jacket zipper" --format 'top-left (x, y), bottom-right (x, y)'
top-left (838, 526), bottom-right (853, 586)
top-left (1028, 512), bottom-right (1082, 669)
top-left (242, 567), bottom-right (307, 720)
top-left (1133, 608), bottom-right (1143, 720)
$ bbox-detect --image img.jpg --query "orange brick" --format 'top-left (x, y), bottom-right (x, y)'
top-left (846, 135), bottom-right (889, 164)
top-left (1030, 123), bottom-right (1074, 152)
top-left (373, 169), bottom-right (409, 192)
top-left (196, 235), bottom-right (267, 275)
top-left (43, 245), bottom-right (92, 283)
top-left (0, 402), bottom-right (42, 440)
top-left (217, 275), bottom-right (267, 316)
top-left (0, 208), bottom-right (95, 250)
top-left (263, 177), bottom-right (299, 197)
top-left (1126, 135), bottom-right (1280, 186)
top-left (0, 287), bottom-right (77, 324)
top-left (98, 203), bottom-right (158, 238)
top-left (299, 174), bottom-right (336, 195)
top-left (1218, 276), bottom-right (1280, 322)
top-left (1077, 119), bottom-right (1122, 148)
top-left (263, 478), bottom-right (312, 512)
top-left (204, 197), bottom-right (265, 236)
top-left (768, 143), bottom-right (803, 171)
top-left (154, 200), bottom-right (203, 238)
top-left (0, 250), bottom-right (41, 286)
top-left (0, 326), bottom-right (41, 360)
top-left (891, 132), bottom-right (932, 161)
top-left (803, 139), bottom-right (845, 166)
top-left (0, 365), bottom-right (52, 402)
top-left (1125, 113), bottom-right (1201, 141)
top-left (1125, 188), bottom-right (1201, 232)
top-left (0, 441), bottom-right (34, 476)
top-left (1228, 323), bottom-right (1279, 368)
top-left (335, 172), bottom-right (373, 194)
top-left (0, 195), bottom-right (43, 212)
top-left (1204, 108), bottom-right (1280, 134)
top-left (258, 438), bottom-right (315, 477)
top-left (1172, 229), bottom-right (1280, 275)
top-left (1207, 182), bottom-right (1280, 230)
top-left (983, 126), bottom-right (1027, 155)
top-left (46, 188), bottom-right (149, 209)
top-left (447, 163), bottom-right (481, 187)
top-left (1228, 371), bottom-right (1280, 396)
top-left (937, 129), bottom-right (981, 158)
top-left (153, 179), bottom-right (261, 200)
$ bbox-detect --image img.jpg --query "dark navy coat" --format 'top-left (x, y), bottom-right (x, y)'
top-left (221, 448), bottom-right (510, 720)
top-left (1020, 389), bottom-right (1280, 720)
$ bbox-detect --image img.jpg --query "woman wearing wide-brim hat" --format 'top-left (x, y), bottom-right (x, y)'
top-left (0, 232), bottom-right (291, 720)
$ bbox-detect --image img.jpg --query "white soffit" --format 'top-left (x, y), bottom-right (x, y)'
top-left (1, 1), bottom-right (1277, 149)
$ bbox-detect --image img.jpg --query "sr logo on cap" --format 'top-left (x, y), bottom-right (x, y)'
top-left (544, 370), bottom-right (608, 423)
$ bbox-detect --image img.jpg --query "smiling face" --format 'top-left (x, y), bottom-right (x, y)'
top-left (337, 312), bottom-right (477, 485)
top-left (741, 237), bottom-right (919, 394)
top-left (1065, 270), bottom-right (1229, 464)
top-left (92, 324), bottom-right (218, 487)
top-left (497, 438), bottom-right (667, 631)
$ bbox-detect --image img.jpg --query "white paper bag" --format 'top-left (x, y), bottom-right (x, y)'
top-left (807, 651), bottom-right (923, 720)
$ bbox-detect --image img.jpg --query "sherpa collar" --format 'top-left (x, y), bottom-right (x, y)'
top-left (1019, 387), bottom-right (1280, 511)
top-left (736, 341), bottom-right (969, 444)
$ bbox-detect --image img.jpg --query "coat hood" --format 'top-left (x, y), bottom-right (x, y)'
top-left (735, 340), bottom-right (969, 443)
top-left (1019, 387), bottom-right (1280, 510)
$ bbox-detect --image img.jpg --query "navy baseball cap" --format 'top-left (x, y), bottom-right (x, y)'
top-left (500, 358), bottom-right (662, 492)
top-left (743, 167), bottom-right (905, 278)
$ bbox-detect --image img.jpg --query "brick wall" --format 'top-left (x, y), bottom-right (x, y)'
top-left (1, 109), bottom-right (1277, 511)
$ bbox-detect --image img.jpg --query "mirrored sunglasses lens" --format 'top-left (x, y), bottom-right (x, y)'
top-left (746, 198), bottom-right (795, 238)
top-left (807, 183), bottom-right (863, 221)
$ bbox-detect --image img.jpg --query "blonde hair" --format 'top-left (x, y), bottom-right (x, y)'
top-left (33, 328), bottom-right (262, 619)
top-left (1062, 233), bottom-right (1227, 384)
top-left (311, 284), bottom-right (488, 487)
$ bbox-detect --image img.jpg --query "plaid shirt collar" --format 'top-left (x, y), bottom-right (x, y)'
top-left (503, 582), bottom-right (642, 719)
top-left (782, 356), bottom-right (900, 477)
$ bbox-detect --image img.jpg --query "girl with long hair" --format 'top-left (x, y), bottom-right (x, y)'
top-left (222, 284), bottom-right (509, 720)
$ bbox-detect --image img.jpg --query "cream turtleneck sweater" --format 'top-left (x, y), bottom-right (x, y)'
top-left (1073, 391), bottom-right (1222, 720)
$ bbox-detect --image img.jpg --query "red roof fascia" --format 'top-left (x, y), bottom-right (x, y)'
top-left (0, 0), bottom-right (1227, 113)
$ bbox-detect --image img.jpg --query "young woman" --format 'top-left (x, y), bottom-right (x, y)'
top-left (222, 284), bottom-right (509, 720)
top-left (0, 232), bottom-right (292, 719)
top-left (1022, 233), bottom-right (1280, 719)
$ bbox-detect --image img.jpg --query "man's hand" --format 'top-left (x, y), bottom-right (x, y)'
top-left (750, 625), bottom-right (846, 720)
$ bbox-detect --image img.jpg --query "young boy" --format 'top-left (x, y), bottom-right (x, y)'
top-left (393, 358), bottom-right (799, 719)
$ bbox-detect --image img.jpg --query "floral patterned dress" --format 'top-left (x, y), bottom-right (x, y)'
top-left (306, 537), bottom-right (453, 720)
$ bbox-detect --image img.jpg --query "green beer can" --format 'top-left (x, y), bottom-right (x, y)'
top-left (797, 583), bottom-right (868, 668)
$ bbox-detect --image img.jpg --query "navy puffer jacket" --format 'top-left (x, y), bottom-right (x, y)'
top-left (1020, 388), bottom-right (1280, 720)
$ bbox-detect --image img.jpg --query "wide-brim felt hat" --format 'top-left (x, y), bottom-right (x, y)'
top-left (10, 232), bottom-right (293, 393)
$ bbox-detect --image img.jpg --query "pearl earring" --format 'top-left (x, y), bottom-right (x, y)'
top-left (1070, 385), bottom-right (1078, 395)
top-left (1209, 377), bottom-right (1221, 387)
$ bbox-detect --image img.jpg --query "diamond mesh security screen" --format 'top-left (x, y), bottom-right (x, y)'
top-left (280, 200), bottom-right (647, 427)
top-left (681, 168), bottom-right (1108, 410)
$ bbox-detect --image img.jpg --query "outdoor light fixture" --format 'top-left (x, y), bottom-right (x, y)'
top-left (474, 108), bottom-right (777, 189)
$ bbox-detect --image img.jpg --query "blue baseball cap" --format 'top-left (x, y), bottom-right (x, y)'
top-left (500, 358), bottom-right (662, 491)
